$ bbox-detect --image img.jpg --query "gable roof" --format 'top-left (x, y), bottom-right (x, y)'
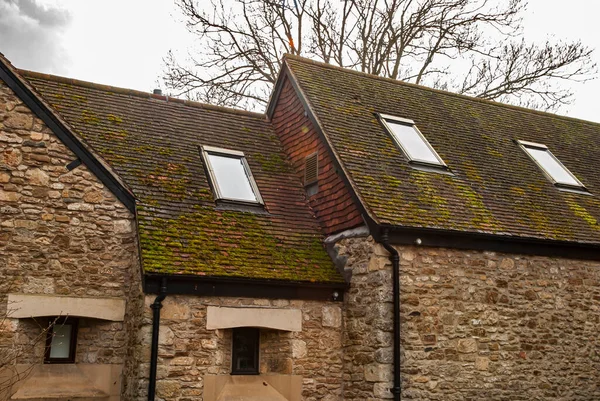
top-left (0, 54), bottom-right (135, 213)
top-left (21, 70), bottom-right (344, 285)
top-left (277, 55), bottom-right (600, 246)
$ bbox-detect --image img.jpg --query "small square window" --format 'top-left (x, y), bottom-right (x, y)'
top-left (201, 146), bottom-right (264, 204)
top-left (231, 327), bottom-right (260, 375)
top-left (379, 114), bottom-right (447, 168)
top-left (44, 317), bottom-right (78, 364)
top-left (517, 140), bottom-right (587, 191)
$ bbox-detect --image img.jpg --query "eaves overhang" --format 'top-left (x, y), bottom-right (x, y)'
top-left (372, 223), bottom-right (600, 261)
top-left (144, 273), bottom-right (349, 302)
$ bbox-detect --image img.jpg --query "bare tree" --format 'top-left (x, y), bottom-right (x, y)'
top-left (164, 0), bottom-right (595, 111)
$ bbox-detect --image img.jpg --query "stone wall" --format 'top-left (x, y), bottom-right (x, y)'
top-left (135, 295), bottom-right (344, 401)
top-left (0, 79), bottom-right (143, 397)
top-left (335, 235), bottom-right (600, 400)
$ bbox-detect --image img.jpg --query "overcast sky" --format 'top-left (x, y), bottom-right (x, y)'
top-left (1, 0), bottom-right (599, 122)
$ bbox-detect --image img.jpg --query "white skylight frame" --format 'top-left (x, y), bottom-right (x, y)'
top-left (517, 140), bottom-right (587, 192)
top-left (201, 145), bottom-right (264, 205)
top-left (378, 113), bottom-right (448, 169)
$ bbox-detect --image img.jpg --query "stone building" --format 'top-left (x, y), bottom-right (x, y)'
top-left (1, 50), bottom-right (599, 401)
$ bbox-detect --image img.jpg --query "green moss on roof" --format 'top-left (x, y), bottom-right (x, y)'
top-left (81, 109), bottom-right (100, 125)
top-left (139, 206), bottom-right (342, 282)
top-left (566, 200), bottom-right (599, 230)
top-left (252, 153), bottom-right (290, 173)
top-left (106, 114), bottom-right (123, 124)
top-left (284, 55), bottom-right (600, 245)
top-left (24, 71), bottom-right (343, 283)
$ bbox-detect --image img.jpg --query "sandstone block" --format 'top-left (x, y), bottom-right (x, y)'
top-left (322, 305), bottom-right (342, 328)
top-left (292, 339), bottom-right (307, 359)
top-left (368, 255), bottom-right (389, 271)
top-left (156, 380), bottom-right (181, 398)
top-left (499, 258), bottom-right (515, 270)
top-left (0, 132), bottom-right (24, 143)
top-left (32, 187), bottom-right (48, 197)
top-left (4, 113), bottom-right (33, 129)
top-left (475, 357), bottom-right (489, 371)
top-left (0, 190), bottom-right (21, 202)
top-left (373, 382), bottom-right (394, 399)
top-left (457, 338), bottom-right (478, 353)
top-left (162, 298), bottom-right (191, 320)
top-left (201, 339), bottom-right (217, 350)
top-left (23, 277), bottom-right (54, 294)
top-left (401, 250), bottom-right (416, 261)
top-left (1, 148), bottom-right (22, 167)
top-left (0, 172), bottom-right (9, 182)
top-left (30, 132), bottom-right (43, 141)
top-left (67, 202), bottom-right (94, 211)
top-left (114, 219), bottom-right (132, 233)
top-left (83, 190), bottom-right (104, 203)
top-left (364, 363), bottom-right (392, 382)
top-left (170, 357), bottom-right (194, 366)
top-left (25, 168), bottom-right (49, 186)
top-left (14, 219), bottom-right (37, 229)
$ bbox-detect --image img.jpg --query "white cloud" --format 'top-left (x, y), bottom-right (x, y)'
top-left (0, 0), bottom-right (72, 73)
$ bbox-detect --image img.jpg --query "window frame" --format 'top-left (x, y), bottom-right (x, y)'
top-left (231, 327), bottom-right (260, 375)
top-left (44, 317), bottom-right (78, 364)
top-left (378, 113), bottom-right (449, 170)
top-left (517, 140), bottom-right (588, 192)
top-left (200, 145), bottom-right (264, 205)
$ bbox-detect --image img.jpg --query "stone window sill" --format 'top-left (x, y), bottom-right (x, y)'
top-left (8, 364), bottom-right (121, 400)
top-left (204, 374), bottom-right (302, 401)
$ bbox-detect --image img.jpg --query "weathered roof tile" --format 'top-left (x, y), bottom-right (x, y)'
top-left (23, 70), bottom-right (343, 283)
top-left (284, 55), bottom-right (600, 244)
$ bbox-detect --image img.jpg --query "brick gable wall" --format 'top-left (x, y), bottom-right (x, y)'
top-left (270, 75), bottom-right (364, 235)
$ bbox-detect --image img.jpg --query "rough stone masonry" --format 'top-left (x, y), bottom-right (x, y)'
top-left (0, 80), bottom-right (144, 397)
top-left (336, 235), bottom-right (600, 400)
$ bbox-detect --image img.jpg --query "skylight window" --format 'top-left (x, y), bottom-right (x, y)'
top-left (379, 114), bottom-right (447, 168)
top-left (517, 140), bottom-right (586, 191)
top-left (201, 146), bottom-right (263, 204)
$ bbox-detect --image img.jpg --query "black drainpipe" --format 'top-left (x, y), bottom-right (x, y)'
top-left (381, 229), bottom-right (401, 401)
top-left (148, 277), bottom-right (167, 401)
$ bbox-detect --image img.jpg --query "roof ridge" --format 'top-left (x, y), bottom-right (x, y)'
top-left (19, 69), bottom-right (267, 120)
top-left (282, 53), bottom-right (600, 128)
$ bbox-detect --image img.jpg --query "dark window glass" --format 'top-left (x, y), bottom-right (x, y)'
top-left (231, 327), bottom-right (259, 375)
top-left (44, 317), bottom-right (78, 364)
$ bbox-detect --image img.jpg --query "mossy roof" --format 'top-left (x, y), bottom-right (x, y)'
top-left (23, 70), bottom-right (343, 283)
top-left (283, 55), bottom-right (600, 245)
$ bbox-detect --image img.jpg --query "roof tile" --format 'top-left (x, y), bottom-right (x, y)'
top-left (23, 70), bottom-right (343, 283)
top-left (284, 55), bottom-right (600, 244)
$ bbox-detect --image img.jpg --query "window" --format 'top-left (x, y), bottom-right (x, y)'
top-left (201, 146), bottom-right (263, 204)
top-left (517, 140), bottom-right (587, 191)
top-left (44, 317), bottom-right (78, 364)
top-left (379, 114), bottom-right (447, 168)
top-left (231, 327), bottom-right (259, 375)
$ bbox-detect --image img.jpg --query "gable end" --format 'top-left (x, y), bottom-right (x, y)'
top-left (0, 58), bottom-right (135, 213)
